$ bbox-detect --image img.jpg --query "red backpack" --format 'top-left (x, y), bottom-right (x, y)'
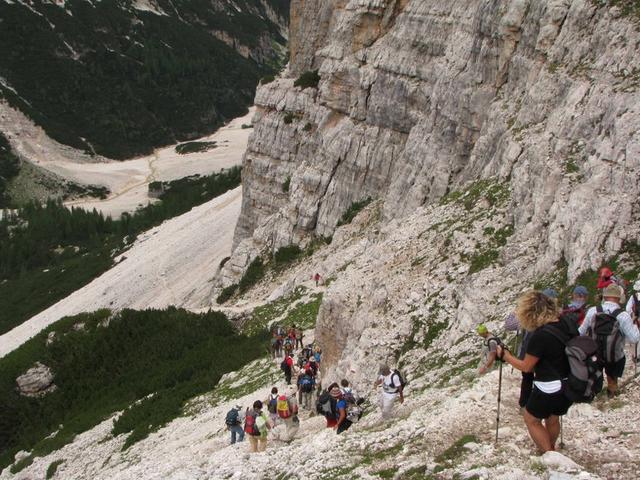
top-left (244, 411), bottom-right (260, 436)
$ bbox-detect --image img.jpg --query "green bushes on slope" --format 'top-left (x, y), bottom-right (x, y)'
top-left (0, 132), bottom-right (20, 208)
top-left (0, 167), bottom-right (241, 335)
top-left (0, 308), bottom-right (268, 471)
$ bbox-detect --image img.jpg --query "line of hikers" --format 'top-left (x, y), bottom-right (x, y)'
top-left (477, 267), bottom-right (640, 454)
top-left (225, 365), bottom-right (406, 451)
top-left (271, 324), bottom-right (305, 359)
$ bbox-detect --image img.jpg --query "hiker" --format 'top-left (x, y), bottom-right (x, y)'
top-left (301, 344), bottom-right (313, 361)
top-left (597, 267), bottom-right (615, 290)
top-left (579, 284), bottom-right (640, 397)
top-left (244, 400), bottom-right (271, 452)
top-left (496, 290), bottom-right (577, 453)
top-left (374, 365), bottom-right (404, 419)
top-left (225, 404), bottom-right (245, 445)
top-left (477, 324), bottom-right (498, 375)
top-left (562, 286), bottom-right (589, 326)
top-left (504, 311), bottom-right (534, 409)
top-left (271, 331), bottom-right (282, 359)
top-left (340, 379), bottom-right (364, 421)
top-left (625, 279), bottom-right (640, 319)
top-left (276, 387), bottom-right (300, 441)
top-left (317, 382), bottom-right (341, 428)
top-left (265, 387), bottom-right (279, 426)
top-left (304, 356), bottom-right (319, 376)
top-left (625, 280), bottom-right (640, 364)
top-left (313, 347), bottom-right (322, 364)
top-left (298, 368), bottom-right (316, 409)
top-left (283, 336), bottom-right (294, 356)
top-left (281, 354), bottom-right (294, 385)
top-left (296, 326), bottom-right (304, 349)
top-left (313, 272), bottom-right (321, 287)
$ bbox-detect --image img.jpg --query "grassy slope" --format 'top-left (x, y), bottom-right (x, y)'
top-left (0, 308), bottom-right (269, 472)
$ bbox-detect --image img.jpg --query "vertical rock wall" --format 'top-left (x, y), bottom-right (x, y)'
top-left (221, 0), bottom-right (640, 288)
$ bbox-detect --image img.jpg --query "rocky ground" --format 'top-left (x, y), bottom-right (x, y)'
top-left (3, 182), bottom-right (640, 479)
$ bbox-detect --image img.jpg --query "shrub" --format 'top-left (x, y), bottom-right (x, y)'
top-left (216, 284), bottom-right (238, 304)
top-left (274, 245), bottom-right (303, 266)
top-left (294, 70), bottom-right (321, 89)
top-left (282, 176), bottom-right (291, 193)
top-left (283, 112), bottom-right (295, 124)
top-left (175, 141), bottom-right (217, 155)
top-left (238, 257), bottom-right (265, 293)
top-left (303, 122), bottom-right (313, 132)
top-left (260, 74), bottom-right (275, 85)
top-left (46, 459), bottom-right (64, 479)
top-left (337, 197), bottom-right (373, 226)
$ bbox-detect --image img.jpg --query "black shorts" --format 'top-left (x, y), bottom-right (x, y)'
top-left (526, 386), bottom-right (572, 419)
top-left (604, 357), bottom-right (626, 379)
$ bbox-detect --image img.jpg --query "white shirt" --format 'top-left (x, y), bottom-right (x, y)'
top-left (580, 301), bottom-right (640, 343)
top-left (379, 373), bottom-right (402, 395)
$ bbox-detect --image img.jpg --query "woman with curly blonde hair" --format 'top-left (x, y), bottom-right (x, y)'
top-left (497, 290), bottom-right (577, 453)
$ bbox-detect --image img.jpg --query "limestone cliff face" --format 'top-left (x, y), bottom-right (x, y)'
top-left (222, 0), bottom-right (640, 289)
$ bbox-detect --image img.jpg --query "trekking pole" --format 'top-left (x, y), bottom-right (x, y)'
top-left (559, 416), bottom-right (565, 449)
top-left (495, 359), bottom-right (503, 444)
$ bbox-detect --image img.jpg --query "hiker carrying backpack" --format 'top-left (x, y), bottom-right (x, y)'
top-left (299, 374), bottom-right (314, 393)
top-left (316, 390), bottom-right (337, 418)
top-left (383, 369), bottom-right (406, 393)
top-left (225, 408), bottom-right (241, 427)
top-left (244, 410), bottom-right (261, 436)
top-left (277, 394), bottom-right (292, 419)
top-left (267, 393), bottom-right (278, 415)
top-left (544, 323), bottom-right (603, 402)
top-left (591, 306), bottom-right (626, 364)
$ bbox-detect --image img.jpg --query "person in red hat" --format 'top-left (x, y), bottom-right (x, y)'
top-left (597, 267), bottom-right (614, 290)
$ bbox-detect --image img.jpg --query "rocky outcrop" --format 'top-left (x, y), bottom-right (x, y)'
top-left (16, 362), bottom-right (56, 397)
top-left (222, 0), bottom-right (640, 290)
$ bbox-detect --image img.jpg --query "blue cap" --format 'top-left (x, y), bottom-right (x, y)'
top-left (573, 286), bottom-right (588, 296)
top-left (542, 288), bottom-right (558, 299)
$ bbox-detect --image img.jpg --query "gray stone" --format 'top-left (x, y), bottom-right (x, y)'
top-left (220, 0), bottom-right (640, 291)
top-left (16, 362), bottom-right (56, 397)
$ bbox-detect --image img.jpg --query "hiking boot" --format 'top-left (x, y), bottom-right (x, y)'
top-left (606, 389), bottom-right (616, 399)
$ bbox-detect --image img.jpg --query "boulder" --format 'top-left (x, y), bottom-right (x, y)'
top-left (16, 362), bottom-right (56, 397)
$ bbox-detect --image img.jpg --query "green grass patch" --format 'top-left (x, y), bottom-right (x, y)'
top-left (175, 141), bottom-right (217, 155)
top-left (260, 74), bottom-right (276, 85)
top-left (216, 284), bottom-right (239, 304)
top-left (293, 69), bottom-right (320, 89)
top-left (238, 256), bottom-right (266, 294)
top-left (282, 175), bottom-right (291, 193)
top-left (440, 179), bottom-right (510, 211)
top-left (46, 459), bottom-right (64, 479)
top-left (0, 308), bottom-right (268, 470)
top-left (243, 287), bottom-right (322, 336)
top-left (337, 197), bottom-right (373, 226)
top-left (592, 0), bottom-right (640, 19)
top-left (434, 434), bottom-right (478, 464)
top-left (273, 244), bottom-right (303, 267)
